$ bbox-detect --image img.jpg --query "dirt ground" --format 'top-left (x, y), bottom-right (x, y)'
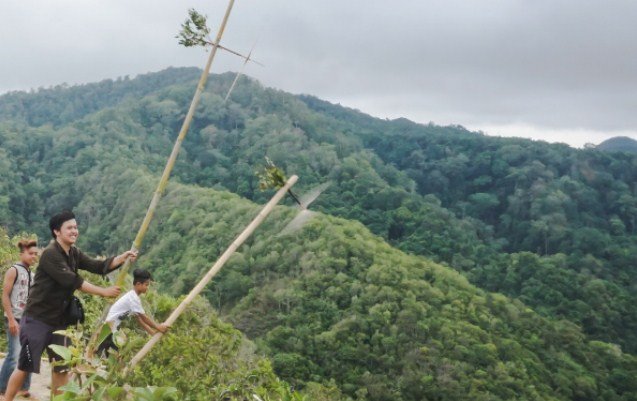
top-left (0, 354), bottom-right (51, 401)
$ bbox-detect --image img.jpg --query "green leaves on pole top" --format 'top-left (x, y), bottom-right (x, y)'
top-left (176, 9), bottom-right (211, 48)
top-left (257, 157), bottom-right (288, 191)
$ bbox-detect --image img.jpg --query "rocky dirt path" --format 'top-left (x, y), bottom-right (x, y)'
top-left (0, 354), bottom-right (51, 401)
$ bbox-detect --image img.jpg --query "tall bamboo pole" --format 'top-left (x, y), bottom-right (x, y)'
top-left (86, 1), bottom-right (237, 358)
top-left (127, 175), bottom-right (298, 370)
top-left (114, 0), bottom-right (236, 287)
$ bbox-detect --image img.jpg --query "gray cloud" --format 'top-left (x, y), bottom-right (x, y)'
top-left (1, 0), bottom-right (636, 145)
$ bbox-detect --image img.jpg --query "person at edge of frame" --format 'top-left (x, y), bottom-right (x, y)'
top-left (0, 239), bottom-right (38, 398)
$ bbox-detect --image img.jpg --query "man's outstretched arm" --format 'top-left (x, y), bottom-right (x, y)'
top-left (79, 281), bottom-right (120, 298)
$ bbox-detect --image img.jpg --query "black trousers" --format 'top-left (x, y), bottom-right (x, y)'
top-left (96, 333), bottom-right (119, 356)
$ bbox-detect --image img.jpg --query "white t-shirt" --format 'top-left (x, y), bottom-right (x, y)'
top-left (105, 290), bottom-right (145, 330)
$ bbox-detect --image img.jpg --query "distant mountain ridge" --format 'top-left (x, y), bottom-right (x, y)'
top-left (597, 136), bottom-right (637, 153)
top-left (0, 67), bottom-right (202, 127)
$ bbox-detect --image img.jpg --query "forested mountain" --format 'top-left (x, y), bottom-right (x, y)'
top-left (597, 136), bottom-right (637, 154)
top-left (1, 67), bottom-right (637, 399)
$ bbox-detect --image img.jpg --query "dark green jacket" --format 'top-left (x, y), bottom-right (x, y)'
top-left (25, 240), bottom-right (116, 326)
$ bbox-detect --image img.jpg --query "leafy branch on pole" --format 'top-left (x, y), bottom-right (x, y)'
top-left (176, 8), bottom-right (263, 66)
top-left (257, 157), bottom-right (303, 207)
top-left (257, 157), bottom-right (287, 190)
top-left (176, 8), bottom-right (261, 104)
top-left (176, 9), bottom-right (211, 48)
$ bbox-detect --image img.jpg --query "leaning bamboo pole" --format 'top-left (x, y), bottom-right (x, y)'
top-left (85, 0), bottom-right (237, 358)
top-left (127, 175), bottom-right (298, 370)
top-left (115, 0), bottom-right (236, 287)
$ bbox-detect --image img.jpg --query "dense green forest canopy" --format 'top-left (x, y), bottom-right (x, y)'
top-left (1, 68), bottom-right (637, 399)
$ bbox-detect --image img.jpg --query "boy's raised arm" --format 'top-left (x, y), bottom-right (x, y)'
top-left (137, 313), bottom-right (168, 334)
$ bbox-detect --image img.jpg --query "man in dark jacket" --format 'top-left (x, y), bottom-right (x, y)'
top-left (2, 210), bottom-right (137, 400)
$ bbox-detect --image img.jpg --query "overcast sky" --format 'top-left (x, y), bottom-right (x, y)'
top-left (1, 0), bottom-right (635, 148)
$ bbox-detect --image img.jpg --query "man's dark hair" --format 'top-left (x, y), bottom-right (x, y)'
top-left (49, 210), bottom-right (76, 238)
top-left (133, 269), bottom-right (152, 285)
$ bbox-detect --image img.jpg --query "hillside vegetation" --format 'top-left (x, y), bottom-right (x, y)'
top-left (80, 168), bottom-right (637, 400)
top-left (0, 227), bottom-right (341, 401)
top-left (1, 68), bottom-right (637, 399)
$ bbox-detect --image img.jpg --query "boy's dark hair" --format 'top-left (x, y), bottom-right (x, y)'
top-left (17, 239), bottom-right (37, 253)
top-left (49, 210), bottom-right (76, 238)
top-left (133, 269), bottom-right (152, 285)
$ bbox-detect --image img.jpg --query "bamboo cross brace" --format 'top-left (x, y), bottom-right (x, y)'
top-left (224, 41), bottom-right (257, 103)
top-left (126, 175), bottom-right (298, 371)
top-left (215, 42), bottom-right (263, 67)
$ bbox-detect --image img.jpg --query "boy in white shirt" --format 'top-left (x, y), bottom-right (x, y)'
top-left (98, 269), bottom-right (168, 354)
